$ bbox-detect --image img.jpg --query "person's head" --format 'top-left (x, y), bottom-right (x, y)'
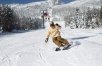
top-left (55, 23), bottom-right (59, 26)
top-left (50, 21), bottom-right (55, 29)
top-left (55, 23), bottom-right (61, 28)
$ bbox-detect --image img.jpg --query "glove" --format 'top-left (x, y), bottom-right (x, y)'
top-left (45, 38), bottom-right (49, 43)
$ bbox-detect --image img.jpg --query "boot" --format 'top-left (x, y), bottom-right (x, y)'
top-left (55, 47), bottom-right (61, 51)
top-left (63, 44), bottom-right (71, 50)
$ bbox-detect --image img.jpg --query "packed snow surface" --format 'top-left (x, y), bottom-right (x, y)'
top-left (0, 22), bottom-right (102, 66)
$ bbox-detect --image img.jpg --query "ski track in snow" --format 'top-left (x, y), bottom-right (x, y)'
top-left (0, 27), bottom-right (102, 66)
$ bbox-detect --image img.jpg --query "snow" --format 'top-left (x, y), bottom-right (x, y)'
top-left (9, 1), bottom-right (46, 9)
top-left (8, 0), bottom-right (101, 21)
top-left (53, 0), bottom-right (101, 8)
top-left (0, 0), bottom-right (102, 65)
top-left (0, 22), bottom-right (102, 66)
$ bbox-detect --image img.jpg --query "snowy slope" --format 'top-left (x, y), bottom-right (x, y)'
top-left (8, 0), bottom-right (101, 19)
top-left (9, 1), bottom-right (49, 18)
top-left (9, 1), bottom-right (46, 9)
top-left (53, 0), bottom-right (101, 8)
top-left (0, 22), bottom-right (102, 66)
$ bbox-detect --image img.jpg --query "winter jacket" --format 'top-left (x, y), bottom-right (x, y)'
top-left (46, 26), bottom-right (61, 38)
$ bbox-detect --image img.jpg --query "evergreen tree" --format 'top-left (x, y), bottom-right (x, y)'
top-left (2, 5), bottom-right (14, 32)
top-left (0, 6), bottom-right (2, 30)
top-left (100, 5), bottom-right (102, 25)
top-left (0, 4), bottom-right (5, 31)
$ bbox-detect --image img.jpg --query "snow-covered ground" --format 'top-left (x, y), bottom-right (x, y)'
top-left (0, 22), bottom-right (102, 66)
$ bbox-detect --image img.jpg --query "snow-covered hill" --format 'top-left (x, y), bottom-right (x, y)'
top-left (0, 22), bottom-right (102, 66)
top-left (9, 1), bottom-right (45, 8)
top-left (52, 0), bottom-right (101, 21)
top-left (9, 1), bottom-right (50, 18)
top-left (8, 0), bottom-right (101, 19)
top-left (53, 0), bottom-right (100, 8)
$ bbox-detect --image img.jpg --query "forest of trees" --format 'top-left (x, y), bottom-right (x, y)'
top-left (0, 4), bottom-right (102, 32)
top-left (0, 4), bottom-right (43, 32)
top-left (64, 6), bottom-right (102, 29)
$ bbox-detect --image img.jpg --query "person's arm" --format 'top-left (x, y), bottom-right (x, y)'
top-left (46, 31), bottom-right (50, 39)
top-left (45, 30), bottom-right (50, 43)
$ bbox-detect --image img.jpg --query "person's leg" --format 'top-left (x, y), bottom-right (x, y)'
top-left (62, 38), bottom-right (69, 45)
top-left (61, 38), bottom-right (71, 50)
top-left (56, 36), bottom-right (69, 46)
top-left (53, 37), bottom-right (62, 51)
top-left (53, 37), bottom-right (62, 47)
top-left (56, 36), bottom-right (71, 50)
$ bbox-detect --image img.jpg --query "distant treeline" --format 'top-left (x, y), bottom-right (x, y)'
top-left (64, 5), bottom-right (102, 29)
top-left (0, 4), bottom-right (43, 32)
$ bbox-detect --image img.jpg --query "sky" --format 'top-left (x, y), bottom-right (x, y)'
top-left (0, 0), bottom-right (74, 4)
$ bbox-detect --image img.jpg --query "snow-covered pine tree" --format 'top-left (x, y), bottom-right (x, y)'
top-left (100, 5), bottom-right (102, 25)
top-left (0, 5), bottom-right (2, 31)
top-left (2, 5), bottom-right (14, 32)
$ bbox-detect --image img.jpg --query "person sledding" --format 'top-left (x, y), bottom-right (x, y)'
top-left (45, 22), bottom-right (71, 51)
